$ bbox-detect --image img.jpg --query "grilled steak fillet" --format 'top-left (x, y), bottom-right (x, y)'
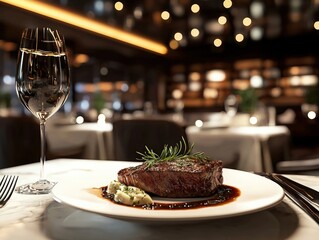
top-left (117, 159), bottom-right (223, 198)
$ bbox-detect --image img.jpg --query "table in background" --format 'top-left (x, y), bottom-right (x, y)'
top-left (47, 123), bottom-right (114, 160)
top-left (46, 113), bottom-right (186, 161)
top-left (47, 121), bottom-right (291, 173)
top-left (186, 125), bottom-right (291, 172)
top-left (0, 159), bottom-right (318, 240)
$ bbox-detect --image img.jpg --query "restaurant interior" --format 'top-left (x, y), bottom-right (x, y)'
top-left (0, 0), bottom-right (319, 174)
top-left (2, 1), bottom-right (319, 237)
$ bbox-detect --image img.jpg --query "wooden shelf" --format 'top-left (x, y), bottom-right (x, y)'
top-left (165, 56), bottom-right (319, 110)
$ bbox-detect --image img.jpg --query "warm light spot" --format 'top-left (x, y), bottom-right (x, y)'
top-left (314, 21), bottom-right (319, 30)
top-left (206, 69), bottom-right (226, 82)
top-left (172, 89), bottom-right (183, 99)
top-left (243, 17), bottom-right (252, 26)
top-left (301, 75), bottom-right (318, 86)
top-left (0, 0), bottom-right (167, 55)
top-left (1, 41), bottom-right (17, 51)
top-left (97, 114), bottom-right (106, 124)
top-left (218, 16), bottom-right (227, 25)
top-left (203, 88), bottom-right (218, 99)
top-left (174, 32), bottom-right (183, 41)
top-left (99, 82), bottom-right (113, 91)
top-left (289, 66), bottom-right (313, 75)
top-left (169, 39), bottom-right (179, 49)
top-left (161, 11), bottom-right (170, 20)
top-left (190, 28), bottom-right (200, 37)
top-left (289, 76), bottom-right (300, 86)
top-left (289, 66), bottom-right (301, 75)
top-left (250, 75), bottom-right (263, 88)
top-left (232, 79), bottom-right (250, 89)
top-left (308, 111), bottom-right (316, 120)
top-left (195, 120), bottom-right (203, 128)
top-left (74, 54), bottom-right (89, 65)
top-left (223, 0), bottom-right (232, 9)
top-left (235, 33), bottom-right (244, 42)
top-left (133, 6), bottom-right (143, 19)
top-left (191, 4), bottom-right (200, 13)
top-left (189, 82), bottom-right (201, 91)
top-left (270, 87), bottom-right (282, 97)
top-left (189, 72), bottom-right (201, 81)
top-left (114, 1), bottom-right (123, 11)
top-left (289, 75), bottom-right (318, 86)
top-left (249, 116), bottom-right (258, 125)
top-left (76, 116), bottom-right (84, 124)
top-left (213, 38), bottom-right (222, 47)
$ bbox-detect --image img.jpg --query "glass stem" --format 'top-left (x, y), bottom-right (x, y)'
top-left (39, 119), bottom-right (46, 181)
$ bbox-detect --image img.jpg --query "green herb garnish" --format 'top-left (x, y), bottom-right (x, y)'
top-left (137, 137), bottom-right (209, 169)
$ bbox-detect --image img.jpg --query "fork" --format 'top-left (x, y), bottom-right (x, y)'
top-left (0, 175), bottom-right (19, 208)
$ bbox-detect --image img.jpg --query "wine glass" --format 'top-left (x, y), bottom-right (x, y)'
top-left (15, 27), bottom-right (70, 194)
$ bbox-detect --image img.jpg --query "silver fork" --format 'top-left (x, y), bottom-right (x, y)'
top-left (0, 175), bottom-right (19, 208)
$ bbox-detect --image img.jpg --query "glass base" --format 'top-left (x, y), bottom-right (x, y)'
top-left (15, 179), bottom-right (56, 195)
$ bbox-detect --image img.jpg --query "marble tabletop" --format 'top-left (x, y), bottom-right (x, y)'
top-left (0, 159), bottom-right (318, 240)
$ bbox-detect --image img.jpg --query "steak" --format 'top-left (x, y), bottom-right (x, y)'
top-left (117, 158), bottom-right (223, 198)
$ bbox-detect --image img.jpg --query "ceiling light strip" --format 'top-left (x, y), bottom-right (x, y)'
top-left (0, 0), bottom-right (168, 55)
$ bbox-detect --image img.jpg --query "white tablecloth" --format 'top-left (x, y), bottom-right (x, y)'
top-left (46, 123), bottom-right (113, 160)
top-left (47, 121), bottom-right (290, 173)
top-left (186, 126), bottom-right (291, 172)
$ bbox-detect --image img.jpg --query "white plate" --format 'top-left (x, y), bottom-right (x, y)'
top-left (52, 168), bottom-right (284, 222)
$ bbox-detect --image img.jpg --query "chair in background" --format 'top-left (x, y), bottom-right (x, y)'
top-left (275, 144), bottom-right (319, 175)
top-left (0, 115), bottom-right (86, 169)
top-left (276, 158), bottom-right (319, 175)
top-left (0, 115), bottom-right (41, 169)
top-left (112, 119), bottom-right (188, 161)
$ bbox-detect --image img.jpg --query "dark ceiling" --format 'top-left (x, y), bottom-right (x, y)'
top-left (0, 0), bottom-right (319, 62)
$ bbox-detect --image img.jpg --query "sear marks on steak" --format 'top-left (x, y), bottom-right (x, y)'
top-left (117, 159), bottom-right (223, 198)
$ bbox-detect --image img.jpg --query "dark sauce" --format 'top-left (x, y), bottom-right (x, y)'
top-left (101, 185), bottom-right (240, 210)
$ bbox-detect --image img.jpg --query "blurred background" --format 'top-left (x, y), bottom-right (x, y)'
top-left (0, 0), bottom-right (319, 161)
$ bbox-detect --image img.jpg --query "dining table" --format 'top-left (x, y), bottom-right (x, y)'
top-left (186, 125), bottom-right (291, 173)
top-left (46, 122), bottom-right (114, 160)
top-left (0, 158), bottom-right (318, 240)
top-left (46, 115), bottom-right (184, 161)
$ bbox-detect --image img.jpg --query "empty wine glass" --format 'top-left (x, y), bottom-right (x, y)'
top-left (15, 27), bottom-right (70, 194)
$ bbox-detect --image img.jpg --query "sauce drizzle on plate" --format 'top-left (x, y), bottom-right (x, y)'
top-left (101, 185), bottom-right (240, 210)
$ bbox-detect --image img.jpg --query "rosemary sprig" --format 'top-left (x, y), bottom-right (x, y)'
top-left (137, 137), bottom-right (209, 169)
